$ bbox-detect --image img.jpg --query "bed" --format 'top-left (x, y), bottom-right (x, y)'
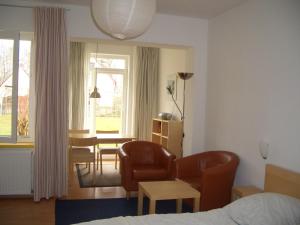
top-left (74, 164), bottom-right (300, 225)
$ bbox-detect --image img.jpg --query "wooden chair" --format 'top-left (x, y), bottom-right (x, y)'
top-left (69, 129), bottom-right (90, 167)
top-left (69, 136), bottom-right (97, 184)
top-left (96, 130), bottom-right (119, 174)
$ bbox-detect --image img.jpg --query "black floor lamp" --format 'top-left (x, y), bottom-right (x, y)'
top-left (177, 72), bottom-right (194, 121)
top-left (167, 72), bottom-right (194, 139)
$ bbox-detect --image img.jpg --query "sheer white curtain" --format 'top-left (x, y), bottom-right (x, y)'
top-left (69, 42), bottom-right (86, 129)
top-left (134, 47), bottom-right (159, 140)
top-left (33, 7), bottom-right (68, 201)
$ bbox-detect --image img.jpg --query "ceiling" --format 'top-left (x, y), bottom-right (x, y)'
top-left (16, 0), bottom-right (248, 19)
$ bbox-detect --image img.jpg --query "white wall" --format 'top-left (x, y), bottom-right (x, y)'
top-left (0, 3), bottom-right (208, 155)
top-left (206, 0), bottom-right (300, 188)
top-left (158, 48), bottom-right (188, 120)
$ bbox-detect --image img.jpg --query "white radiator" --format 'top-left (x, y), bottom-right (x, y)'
top-left (0, 148), bottom-right (33, 195)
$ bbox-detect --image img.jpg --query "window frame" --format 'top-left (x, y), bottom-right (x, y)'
top-left (17, 32), bottom-right (34, 142)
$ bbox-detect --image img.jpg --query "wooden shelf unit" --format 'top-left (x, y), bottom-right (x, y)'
top-left (151, 118), bottom-right (183, 158)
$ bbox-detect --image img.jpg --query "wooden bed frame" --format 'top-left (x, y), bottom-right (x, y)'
top-left (264, 164), bottom-right (300, 199)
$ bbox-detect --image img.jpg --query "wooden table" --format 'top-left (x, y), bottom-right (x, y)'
top-left (69, 133), bottom-right (135, 171)
top-left (137, 180), bottom-right (200, 215)
top-left (96, 133), bottom-right (135, 144)
top-left (69, 133), bottom-right (135, 145)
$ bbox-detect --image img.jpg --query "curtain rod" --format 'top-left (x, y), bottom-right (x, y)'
top-left (0, 3), bottom-right (70, 11)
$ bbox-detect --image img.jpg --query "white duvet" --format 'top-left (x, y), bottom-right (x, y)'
top-left (74, 208), bottom-right (236, 225)
top-left (73, 193), bottom-right (300, 225)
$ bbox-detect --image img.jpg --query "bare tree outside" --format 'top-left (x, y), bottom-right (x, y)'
top-left (0, 39), bottom-right (14, 136)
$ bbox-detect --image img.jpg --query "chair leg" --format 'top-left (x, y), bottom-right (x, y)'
top-left (115, 153), bottom-right (117, 169)
top-left (92, 161), bottom-right (96, 186)
top-left (100, 153), bottom-right (103, 174)
top-left (96, 152), bottom-right (99, 170)
top-left (69, 158), bottom-right (74, 176)
top-left (126, 191), bottom-right (130, 200)
top-left (88, 163), bottom-right (90, 173)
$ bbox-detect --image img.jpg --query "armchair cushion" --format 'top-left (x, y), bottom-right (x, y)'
top-left (133, 165), bottom-right (168, 180)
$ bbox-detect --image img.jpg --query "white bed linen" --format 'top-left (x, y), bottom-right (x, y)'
top-left (73, 208), bottom-right (237, 225)
top-left (73, 193), bottom-right (300, 225)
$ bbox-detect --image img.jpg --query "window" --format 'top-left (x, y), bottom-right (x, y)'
top-left (88, 53), bottom-right (129, 133)
top-left (0, 31), bottom-right (33, 142)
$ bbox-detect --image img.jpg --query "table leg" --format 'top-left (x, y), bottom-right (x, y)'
top-left (137, 187), bottom-right (144, 215)
top-left (149, 199), bottom-right (156, 214)
top-left (92, 163), bottom-right (96, 186)
top-left (176, 199), bottom-right (182, 213)
top-left (193, 197), bottom-right (200, 212)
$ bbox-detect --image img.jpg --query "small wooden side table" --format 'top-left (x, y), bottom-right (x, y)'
top-left (232, 186), bottom-right (263, 201)
top-left (138, 180), bottom-right (200, 215)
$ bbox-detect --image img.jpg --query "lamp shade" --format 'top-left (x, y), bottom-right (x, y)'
top-left (90, 87), bottom-right (101, 98)
top-left (91, 0), bottom-right (156, 40)
top-left (178, 72), bottom-right (194, 80)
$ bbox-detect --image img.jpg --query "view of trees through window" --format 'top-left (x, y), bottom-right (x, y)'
top-left (0, 38), bottom-right (31, 137)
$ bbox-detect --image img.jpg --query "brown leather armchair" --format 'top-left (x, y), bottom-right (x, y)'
top-left (119, 141), bottom-right (176, 198)
top-left (174, 151), bottom-right (239, 211)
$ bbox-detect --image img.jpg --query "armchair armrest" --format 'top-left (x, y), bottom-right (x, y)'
top-left (160, 148), bottom-right (176, 174)
top-left (119, 148), bottom-right (128, 159)
top-left (119, 148), bottom-right (133, 182)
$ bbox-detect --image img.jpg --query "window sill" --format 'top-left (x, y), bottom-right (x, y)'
top-left (0, 142), bottom-right (34, 148)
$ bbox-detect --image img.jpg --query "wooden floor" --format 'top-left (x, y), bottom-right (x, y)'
top-left (0, 161), bottom-right (127, 225)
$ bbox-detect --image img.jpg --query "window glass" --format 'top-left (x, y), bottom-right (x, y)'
top-left (90, 54), bottom-right (126, 69)
top-left (0, 39), bottom-right (14, 136)
top-left (0, 32), bottom-right (33, 142)
top-left (17, 40), bottom-right (31, 137)
top-left (96, 73), bottom-right (123, 131)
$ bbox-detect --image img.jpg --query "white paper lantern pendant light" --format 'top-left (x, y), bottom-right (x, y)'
top-left (91, 0), bottom-right (156, 40)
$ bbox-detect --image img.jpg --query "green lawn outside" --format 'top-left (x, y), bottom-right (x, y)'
top-left (96, 116), bottom-right (121, 148)
top-left (0, 115), bottom-right (120, 136)
top-left (95, 116), bottom-right (121, 132)
top-left (0, 114), bottom-right (11, 136)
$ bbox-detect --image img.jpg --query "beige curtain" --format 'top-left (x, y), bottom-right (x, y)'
top-left (134, 47), bottom-right (159, 140)
top-left (69, 42), bottom-right (85, 129)
top-left (33, 7), bottom-right (68, 201)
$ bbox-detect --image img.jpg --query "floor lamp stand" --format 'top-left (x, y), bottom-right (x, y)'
top-left (178, 72), bottom-right (194, 155)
